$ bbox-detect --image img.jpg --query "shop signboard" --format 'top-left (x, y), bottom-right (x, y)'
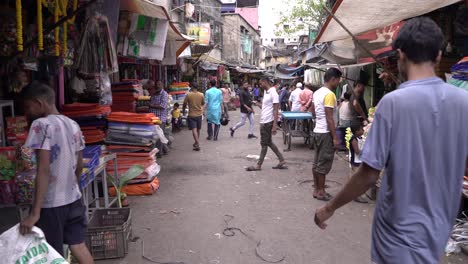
top-left (187, 23), bottom-right (211, 45)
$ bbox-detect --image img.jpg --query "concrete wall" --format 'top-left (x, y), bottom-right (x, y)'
top-left (222, 15), bottom-right (241, 63)
top-left (222, 13), bottom-right (261, 66)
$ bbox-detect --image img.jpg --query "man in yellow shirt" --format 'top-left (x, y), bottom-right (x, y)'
top-left (183, 82), bottom-right (205, 151)
top-left (312, 68), bottom-right (342, 201)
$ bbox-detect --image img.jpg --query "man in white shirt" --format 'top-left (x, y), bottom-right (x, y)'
top-left (289, 82), bottom-right (303, 112)
top-left (247, 77), bottom-right (287, 171)
top-left (312, 68), bottom-right (342, 201)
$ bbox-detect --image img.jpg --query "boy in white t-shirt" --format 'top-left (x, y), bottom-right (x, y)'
top-left (19, 81), bottom-right (93, 263)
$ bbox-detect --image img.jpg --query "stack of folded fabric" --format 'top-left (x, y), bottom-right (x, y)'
top-left (136, 96), bottom-right (151, 113)
top-left (449, 57), bottom-right (468, 91)
top-left (62, 103), bottom-right (111, 145)
top-left (168, 82), bottom-right (190, 105)
top-left (111, 80), bottom-right (144, 112)
top-left (105, 112), bottom-right (164, 196)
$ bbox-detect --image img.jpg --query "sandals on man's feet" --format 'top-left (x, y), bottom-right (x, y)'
top-left (315, 193), bottom-right (333, 201)
top-left (246, 166), bottom-right (261, 171)
top-left (272, 164), bottom-right (288, 170)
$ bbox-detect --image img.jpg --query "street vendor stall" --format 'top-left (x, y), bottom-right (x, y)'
top-left (281, 112), bottom-right (314, 151)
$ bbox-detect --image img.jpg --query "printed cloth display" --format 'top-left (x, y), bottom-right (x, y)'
top-left (6, 117), bottom-right (28, 146)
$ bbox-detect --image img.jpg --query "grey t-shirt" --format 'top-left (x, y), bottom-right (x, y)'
top-left (361, 77), bottom-right (468, 264)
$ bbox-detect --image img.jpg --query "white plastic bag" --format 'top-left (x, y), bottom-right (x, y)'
top-left (0, 224), bottom-right (69, 264)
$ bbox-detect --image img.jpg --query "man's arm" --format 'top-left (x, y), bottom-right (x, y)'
top-left (20, 149), bottom-right (51, 234)
top-left (75, 151), bottom-right (83, 186)
top-left (272, 103), bottom-right (280, 135)
top-left (325, 107), bottom-right (339, 149)
top-left (315, 163), bottom-right (380, 229)
top-left (310, 102), bottom-right (316, 116)
top-left (353, 99), bottom-right (367, 121)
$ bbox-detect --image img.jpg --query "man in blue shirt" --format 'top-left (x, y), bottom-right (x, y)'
top-left (315, 17), bottom-right (468, 264)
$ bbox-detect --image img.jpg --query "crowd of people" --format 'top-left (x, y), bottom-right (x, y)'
top-left (12, 17), bottom-right (468, 264)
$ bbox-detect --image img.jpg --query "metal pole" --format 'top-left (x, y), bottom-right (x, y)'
top-left (323, 7), bottom-right (400, 85)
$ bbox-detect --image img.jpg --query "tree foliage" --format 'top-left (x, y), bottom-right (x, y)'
top-left (275, 0), bottom-right (328, 37)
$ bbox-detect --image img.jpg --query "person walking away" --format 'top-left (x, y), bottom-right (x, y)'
top-left (230, 82), bottom-right (257, 139)
top-left (19, 81), bottom-right (93, 263)
top-left (349, 80), bottom-right (369, 129)
top-left (246, 78), bottom-right (287, 171)
top-left (299, 84), bottom-right (314, 112)
top-left (205, 80), bottom-right (223, 141)
top-left (171, 103), bottom-right (181, 132)
top-left (149, 80), bottom-right (170, 155)
top-left (348, 125), bottom-right (368, 203)
top-left (299, 83), bottom-right (314, 135)
top-left (279, 84), bottom-right (290, 112)
top-left (312, 68), bottom-right (342, 201)
top-left (314, 17), bottom-right (468, 264)
top-left (253, 85), bottom-right (260, 101)
top-left (338, 92), bottom-right (353, 150)
top-left (183, 82), bottom-right (205, 151)
top-left (220, 83), bottom-right (231, 120)
top-left (339, 92), bottom-right (353, 128)
top-left (289, 82), bottom-right (303, 112)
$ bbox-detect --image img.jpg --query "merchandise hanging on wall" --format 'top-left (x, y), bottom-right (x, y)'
top-left (76, 13), bottom-right (119, 75)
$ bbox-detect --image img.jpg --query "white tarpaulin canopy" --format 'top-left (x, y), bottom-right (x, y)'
top-left (316, 0), bottom-right (461, 43)
top-left (121, 0), bottom-right (193, 58)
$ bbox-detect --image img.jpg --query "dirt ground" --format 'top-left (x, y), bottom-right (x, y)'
top-left (98, 111), bottom-right (467, 264)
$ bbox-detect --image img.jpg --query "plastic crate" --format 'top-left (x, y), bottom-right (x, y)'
top-left (85, 208), bottom-right (132, 260)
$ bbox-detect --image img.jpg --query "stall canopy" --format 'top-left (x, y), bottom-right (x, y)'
top-left (304, 21), bottom-right (404, 66)
top-left (315, 0), bottom-right (460, 43)
top-left (120, 0), bottom-right (192, 57)
top-left (234, 67), bottom-right (265, 74)
top-left (274, 64), bottom-right (304, 80)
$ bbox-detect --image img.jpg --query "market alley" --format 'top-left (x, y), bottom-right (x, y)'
top-left (99, 111), bottom-right (466, 264)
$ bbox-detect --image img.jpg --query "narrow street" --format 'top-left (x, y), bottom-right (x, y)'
top-left (100, 111), bottom-right (467, 264)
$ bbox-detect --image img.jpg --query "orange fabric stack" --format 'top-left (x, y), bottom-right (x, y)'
top-left (111, 80), bottom-right (144, 112)
top-left (62, 103), bottom-right (110, 144)
top-left (106, 112), bottom-right (161, 125)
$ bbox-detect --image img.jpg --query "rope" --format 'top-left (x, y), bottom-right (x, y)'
top-left (222, 215), bottom-right (286, 263)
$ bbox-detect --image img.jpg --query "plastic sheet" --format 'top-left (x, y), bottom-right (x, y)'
top-left (76, 13), bottom-right (118, 75)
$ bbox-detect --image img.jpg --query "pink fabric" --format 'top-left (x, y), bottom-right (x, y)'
top-left (299, 89), bottom-right (313, 112)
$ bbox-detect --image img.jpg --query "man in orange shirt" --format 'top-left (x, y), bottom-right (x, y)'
top-left (299, 84), bottom-right (314, 112)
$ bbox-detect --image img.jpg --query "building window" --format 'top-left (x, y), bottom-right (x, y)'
top-left (283, 24), bottom-right (289, 30)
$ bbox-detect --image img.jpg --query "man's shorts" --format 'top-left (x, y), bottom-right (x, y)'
top-left (187, 116), bottom-right (202, 130)
top-left (260, 122), bottom-right (274, 146)
top-left (313, 132), bottom-right (335, 175)
top-left (36, 199), bottom-right (87, 256)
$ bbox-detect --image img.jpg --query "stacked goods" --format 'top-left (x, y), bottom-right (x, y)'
top-left (6, 117), bottom-right (28, 146)
top-left (136, 96), bottom-right (151, 113)
top-left (168, 82), bottom-right (190, 105)
top-left (62, 103), bottom-right (111, 145)
top-left (449, 57), bottom-right (468, 91)
top-left (105, 113), bottom-right (162, 196)
top-left (111, 80), bottom-right (144, 112)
